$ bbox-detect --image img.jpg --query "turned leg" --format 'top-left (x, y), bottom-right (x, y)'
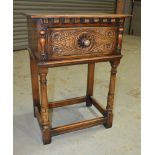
top-left (104, 60), bottom-right (120, 128)
top-left (39, 67), bottom-right (52, 145)
top-left (86, 62), bottom-right (95, 107)
top-left (29, 54), bottom-right (40, 117)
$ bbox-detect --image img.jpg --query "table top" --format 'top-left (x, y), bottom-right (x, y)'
top-left (23, 12), bottom-right (131, 18)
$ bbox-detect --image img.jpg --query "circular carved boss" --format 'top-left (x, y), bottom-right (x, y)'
top-left (76, 32), bottom-right (94, 50)
top-left (105, 31), bottom-right (115, 37)
top-left (52, 32), bottom-right (61, 41)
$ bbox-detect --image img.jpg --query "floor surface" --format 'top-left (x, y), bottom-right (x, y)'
top-left (13, 35), bottom-right (141, 155)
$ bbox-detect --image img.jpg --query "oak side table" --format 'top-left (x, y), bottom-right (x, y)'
top-left (25, 13), bottom-right (129, 144)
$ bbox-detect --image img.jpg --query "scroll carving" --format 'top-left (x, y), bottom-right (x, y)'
top-left (48, 27), bottom-right (117, 58)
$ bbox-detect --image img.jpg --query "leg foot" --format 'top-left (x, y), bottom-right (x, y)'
top-left (86, 96), bottom-right (92, 107)
top-left (42, 127), bottom-right (51, 145)
top-left (104, 112), bottom-right (113, 128)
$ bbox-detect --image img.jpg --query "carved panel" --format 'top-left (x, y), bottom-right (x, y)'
top-left (48, 27), bottom-right (117, 59)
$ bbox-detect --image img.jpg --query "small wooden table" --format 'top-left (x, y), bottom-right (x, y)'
top-left (25, 13), bottom-right (129, 144)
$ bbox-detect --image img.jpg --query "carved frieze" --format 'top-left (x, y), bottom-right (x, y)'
top-left (48, 27), bottom-right (117, 58)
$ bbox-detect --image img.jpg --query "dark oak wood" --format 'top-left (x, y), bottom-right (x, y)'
top-left (90, 96), bottom-right (106, 115)
top-left (29, 54), bottom-right (40, 117)
top-left (86, 63), bottom-right (95, 107)
top-left (37, 55), bottom-right (122, 68)
top-left (51, 117), bottom-right (106, 136)
top-left (48, 96), bottom-right (86, 108)
top-left (25, 1), bottom-right (128, 144)
top-left (39, 67), bottom-right (52, 144)
top-left (24, 13), bottom-right (130, 18)
top-left (26, 12), bottom-right (129, 61)
top-left (104, 60), bottom-right (120, 128)
top-left (35, 106), bottom-right (42, 130)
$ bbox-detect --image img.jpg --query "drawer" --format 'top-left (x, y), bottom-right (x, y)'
top-left (48, 27), bottom-right (117, 59)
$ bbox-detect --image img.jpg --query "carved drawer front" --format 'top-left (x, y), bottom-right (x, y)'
top-left (48, 27), bottom-right (117, 59)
